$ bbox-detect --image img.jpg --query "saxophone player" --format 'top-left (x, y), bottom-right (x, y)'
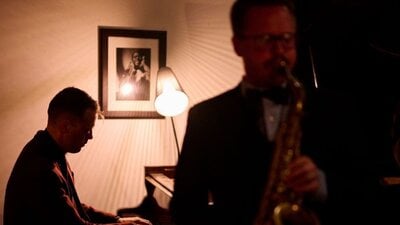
top-left (171, 0), bottom-right (359, 225)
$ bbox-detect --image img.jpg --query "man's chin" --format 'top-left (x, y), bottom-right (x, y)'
top-left (69, 148), bottom-right (82, 154)
top-left (275, 76), bottom-right (288, 86)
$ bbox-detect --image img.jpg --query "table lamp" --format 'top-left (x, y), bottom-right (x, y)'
top-left (154, 66), bottom-right (189, 156)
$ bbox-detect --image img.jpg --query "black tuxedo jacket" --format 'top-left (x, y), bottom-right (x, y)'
top-left (170, 83), bottom-right (368, 225)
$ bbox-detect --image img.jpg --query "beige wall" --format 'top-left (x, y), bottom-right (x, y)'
top-left (0, 0), bottom-right (243, 223)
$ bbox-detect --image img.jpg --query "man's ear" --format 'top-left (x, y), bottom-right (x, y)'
top-left (58, 116), bottom-right (72, 134)
top-left (232, 36), bottom-right (244, 56)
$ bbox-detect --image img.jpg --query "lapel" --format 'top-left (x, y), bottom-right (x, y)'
top-left (55, 158), bottom-right (90, 221)
top-left (54, 160), bottom-right (74, 196)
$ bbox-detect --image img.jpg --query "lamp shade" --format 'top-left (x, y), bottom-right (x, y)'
top-left (154, 67), bottom-right (189, 117)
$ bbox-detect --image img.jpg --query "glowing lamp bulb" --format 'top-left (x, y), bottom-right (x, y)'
top-left (155, 82), bottom-right (189, 117)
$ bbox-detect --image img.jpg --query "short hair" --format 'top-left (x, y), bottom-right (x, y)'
top-left (230, 0), bottom-right (296, 36)
top-left (48, 87), bottom-right (98, 122)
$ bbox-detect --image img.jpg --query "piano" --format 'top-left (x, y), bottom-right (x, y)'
top-left (117, 166), bottom-right (176, 225)
top-left (144, 166), bottom-right (175, 200)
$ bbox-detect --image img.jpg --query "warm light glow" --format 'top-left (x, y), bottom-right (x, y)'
top-left (120, 83), bottom-right (134, 96)
top-left (154, 67), bottom-right (189, 117)
top-left (155, 80), bottom-right (189, 117)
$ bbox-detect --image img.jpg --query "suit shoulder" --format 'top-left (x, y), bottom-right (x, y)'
top-left (189, 87), bottom-right (240, 114)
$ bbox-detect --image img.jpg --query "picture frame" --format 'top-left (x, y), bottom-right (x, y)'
top-left (99, 26), bottom-right (166, 118)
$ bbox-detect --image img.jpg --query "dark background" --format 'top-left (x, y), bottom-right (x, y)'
top-left (293, 1), bottom-right (400, 224)
top-left (295, 0), bottom-right (400, 95)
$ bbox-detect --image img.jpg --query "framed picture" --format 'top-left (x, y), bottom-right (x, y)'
top-left (99, 26), bottom-right (166, 118)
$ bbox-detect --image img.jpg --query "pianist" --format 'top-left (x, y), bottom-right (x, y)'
top-left (4, 87), bottom-right (151, 225)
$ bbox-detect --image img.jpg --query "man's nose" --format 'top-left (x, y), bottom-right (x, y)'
top-left (270, 40), bottom-right (287, 54)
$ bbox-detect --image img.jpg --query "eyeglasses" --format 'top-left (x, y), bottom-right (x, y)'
top-left (240, 32), bottom-right (296, 51)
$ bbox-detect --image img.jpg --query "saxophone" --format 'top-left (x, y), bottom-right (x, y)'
top-left (253, 61), bottom-right (320, 225)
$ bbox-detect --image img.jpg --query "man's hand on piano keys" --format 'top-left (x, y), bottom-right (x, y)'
top-left (118, 216), bottom-right (153, 225)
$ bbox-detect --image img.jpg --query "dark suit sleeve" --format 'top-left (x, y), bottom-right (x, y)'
top-left (82, 204), bottom-right (120, 223)
top-left (37, 163), bottom-right (120, 225)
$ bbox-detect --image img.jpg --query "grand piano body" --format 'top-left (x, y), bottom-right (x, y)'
top-left (117, 166), bottom-right (176, 225)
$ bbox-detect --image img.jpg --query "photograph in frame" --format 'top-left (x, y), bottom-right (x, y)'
top-left (99, 26), bottom-right (166, 119)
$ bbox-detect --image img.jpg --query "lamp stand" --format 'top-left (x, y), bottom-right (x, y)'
top-left (170, 116), bottom-right (181, 157)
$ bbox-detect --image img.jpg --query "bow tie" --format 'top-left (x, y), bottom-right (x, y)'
top-left (246, 87), bottom-right (290, 104)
